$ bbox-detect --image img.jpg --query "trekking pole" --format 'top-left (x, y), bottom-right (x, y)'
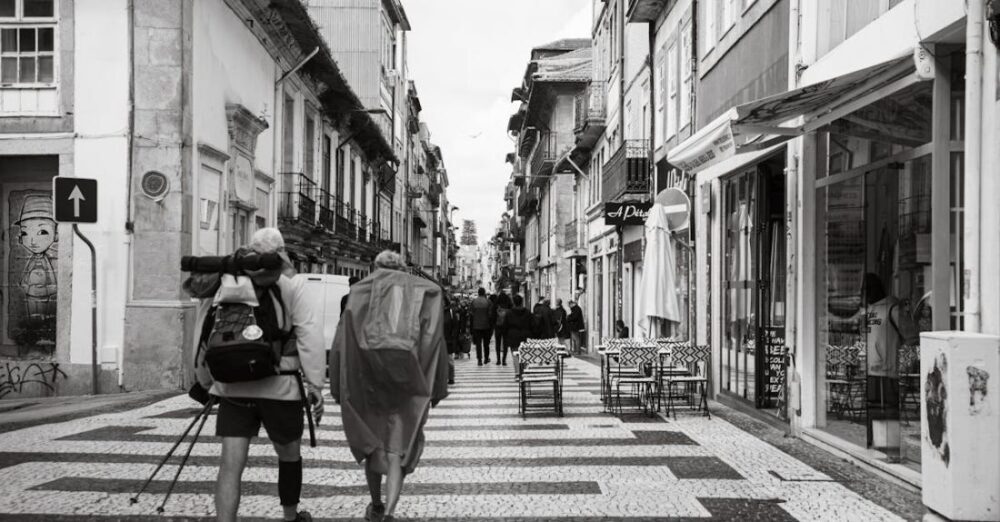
top-left (294, 372), bottom-right (317, 448)
top-left (130, 397), bottom-right (215, 505)
top-left (157, 396), bottom-right (215, 513)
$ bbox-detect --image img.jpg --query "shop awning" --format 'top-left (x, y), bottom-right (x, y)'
top-left (668, 54), bottom-right (925, 173)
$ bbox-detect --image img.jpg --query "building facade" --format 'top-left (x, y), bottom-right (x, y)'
top-left (0, 0), bottom-right (451, 398)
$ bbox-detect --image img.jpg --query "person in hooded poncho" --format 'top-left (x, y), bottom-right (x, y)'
top-left (330, 251), bottom-right (449, 522)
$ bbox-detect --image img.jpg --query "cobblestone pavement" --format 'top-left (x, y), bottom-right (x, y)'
top-left (0, 355), bottom-right (920, 521)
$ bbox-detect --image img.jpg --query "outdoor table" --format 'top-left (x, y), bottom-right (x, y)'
top-left (598, 346), bottom-right (678, 409)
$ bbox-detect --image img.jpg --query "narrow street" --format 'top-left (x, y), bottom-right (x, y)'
top-left (0, 356), bottom-right (919, 521)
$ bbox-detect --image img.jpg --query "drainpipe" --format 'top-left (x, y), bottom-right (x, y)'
top-left (965, 0), bottom-right (984, 332)
top-left (120, 0), bottom-right (136, 391)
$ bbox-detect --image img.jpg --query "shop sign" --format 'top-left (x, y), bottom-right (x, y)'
top-left (761, 326), bottom-right (787, 411)
top-left (603, 201), bottom-right (652, 226)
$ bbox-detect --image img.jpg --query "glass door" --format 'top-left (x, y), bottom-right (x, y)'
top-left (721, 170), bottom-right (757, 402)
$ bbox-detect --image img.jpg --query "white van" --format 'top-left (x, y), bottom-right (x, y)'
top-left (299, 274), bottom-right (351, 354)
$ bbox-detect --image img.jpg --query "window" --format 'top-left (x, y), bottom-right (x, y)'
top-left (282, 94), bottom-right (295, 172)
top-left (666, 42), bottom-right (678, 139)
top-left (304, 114), bottom-right (315, 180)
top-left (255, 187), bottom-right (268, 231)
top-left (721, 0), bottom-right (739, 34)
top-left (654, 51), bottom-right (665, 144)
top-left (0, 0), bottom-right (56, 86)
top-left (702, 0), bottom-right (716, 55)
top-left (679, 23), bottom-right (692, 132)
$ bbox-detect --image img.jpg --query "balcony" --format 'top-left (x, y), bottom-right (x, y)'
top-left (602, 140), bottom-right (651, 201)
top-left (627, 0), bottom-right (670, 23)
top-left (428, 179), bottom-right (442, 208)
top-left (318, 189), bottom-right (335, 230)
top-left (279, 173), bottom-right (317, 225)
top-left (574, 85), bottom-right (607, 151)
top-left (518, 191), bottom-right (538, 217)
top-left (335, 198), bottom-right (356, 239)
top-left (529, 131), bottom-right (573, 188)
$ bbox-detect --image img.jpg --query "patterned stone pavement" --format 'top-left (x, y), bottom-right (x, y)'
top-left (0, 355), bottom-right (919, 521)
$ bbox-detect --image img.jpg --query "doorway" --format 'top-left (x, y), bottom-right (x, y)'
top-left (719, 154), bottom-right (787, 417)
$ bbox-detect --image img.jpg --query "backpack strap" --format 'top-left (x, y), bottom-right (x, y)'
top-left (266, 285), bottom-right (297, 356)
top-left (194, 305), bottom-right (218, 368)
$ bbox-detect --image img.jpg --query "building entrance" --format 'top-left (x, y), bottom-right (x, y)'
top-left (719, 154), bottom-right (788, 418)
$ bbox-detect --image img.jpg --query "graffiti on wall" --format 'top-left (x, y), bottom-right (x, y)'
top-left (0, 361), bottom-right (67, 398)
top-left (925, 353), bottom-right (950, 466)
top-left (7, 190), bottom-right (58, 350)
top-left (967, 365), bottom-right (990, 416)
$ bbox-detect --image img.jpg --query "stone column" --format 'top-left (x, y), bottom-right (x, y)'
top-left (122, 0), bottom-right (195, 391)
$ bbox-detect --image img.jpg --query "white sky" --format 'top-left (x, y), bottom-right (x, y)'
top-left (406, 0), bottom-right (592, 245)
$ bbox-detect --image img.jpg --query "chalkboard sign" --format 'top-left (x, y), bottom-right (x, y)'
top-left (762, 327), bottom-right (787, 408)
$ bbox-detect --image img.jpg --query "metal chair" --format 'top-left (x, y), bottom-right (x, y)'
top-left (663, 344), bottom-right (711, 419)
top-left (517, 342), bottom-right (563, 418)
top-left (610, 343), bottom-right (660, 416)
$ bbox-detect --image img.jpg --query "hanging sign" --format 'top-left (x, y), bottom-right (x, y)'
top-left (603, 201), bottom-right (652, 226)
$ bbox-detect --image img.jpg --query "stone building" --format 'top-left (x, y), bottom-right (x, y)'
top-left (0, 0), bottom-right (394, 397)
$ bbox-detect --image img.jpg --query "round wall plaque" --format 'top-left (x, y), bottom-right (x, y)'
top-left (141, 171), bottom-right (170, 201)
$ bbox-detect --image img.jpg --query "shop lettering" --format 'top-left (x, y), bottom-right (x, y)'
top-left (604, 202), bottom-right (653, 226)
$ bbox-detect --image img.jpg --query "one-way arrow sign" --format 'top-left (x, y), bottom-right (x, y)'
top-left (53, 177), bottom-right (98, 223)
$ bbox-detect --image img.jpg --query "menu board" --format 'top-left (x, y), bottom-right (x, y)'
top-left (762, 326), bottom-right (787, 409)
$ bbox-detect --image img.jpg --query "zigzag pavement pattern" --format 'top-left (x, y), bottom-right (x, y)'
top-left (0, 355), bottom-right (905, 521)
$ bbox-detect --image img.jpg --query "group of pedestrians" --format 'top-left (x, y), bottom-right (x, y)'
top-left (464, 288), bottom-right (588, 365)
top-left (187, 228), bottom-right (449, 522)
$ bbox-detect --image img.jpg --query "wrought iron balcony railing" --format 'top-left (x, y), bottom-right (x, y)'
top-left (602, 139), bottom-right (651, 201)
top-left (279, 173), bottom-right (317, 225)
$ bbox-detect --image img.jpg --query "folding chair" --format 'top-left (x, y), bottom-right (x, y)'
top-left (610, 342), bottom-right (659, 416)
top-left (602, 338), bottom-right (644, 411)
top-left (517, 342), bottom-right (563, 418)
top-left (664, 344), bottom-right (711, 419)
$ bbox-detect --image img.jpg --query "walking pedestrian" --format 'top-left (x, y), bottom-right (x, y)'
top-left (493, 292), bottom-right (512, 365)
top-left (615, 319), bottom-right (630, 339)
top-left (469, 288), bottom-right (493, 365)
top-left (504, 294), bottom-right (534, 355)
top-left (531, 297), bottom-right (556, 339)
top-left (193, 228), bottom-right (324, 522)
top-left (443, 295), bottom-right (460, 385)
top-left (554, 298), bottom-right (569, 348)
top-left (340, 276), bottom-right (360, 316)
top-left (330, 250), bottom-right (450, 522)
top-left (567, 300), bottom-right (585, 355)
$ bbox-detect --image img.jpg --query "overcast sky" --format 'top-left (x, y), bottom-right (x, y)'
top-left (406, 0), bottom-right (592, 246)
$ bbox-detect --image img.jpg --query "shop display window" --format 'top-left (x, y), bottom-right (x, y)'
top-left (814, 80), bottom-right (939, 470)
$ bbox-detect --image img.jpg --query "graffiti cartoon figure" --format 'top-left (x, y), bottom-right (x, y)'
top-left (16, 194), bottom-right (57, 322)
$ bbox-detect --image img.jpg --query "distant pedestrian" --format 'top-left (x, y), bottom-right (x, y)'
top-left (443, 295), bottom-right (459, 385)
top-left (531, 297), bottom-right (556, 339)
top-left (493, 293), bottom-right (513, 365)
top-left (469, 288), bottom-right (493, 365)
top-left (504, 294), bottom-right (534, 355)
top-left (615, 319), bottom-right (630, 339)
top-left (330, 250), bottom-right (449, 522)
top-left (194, 228), bottom-right (324, 522)
top-left (340, 276), bottom-right (360, 317)
top-left (567, 300), bottom-right (585, 355)
top-left (554, 298), bottom-right (569, 348)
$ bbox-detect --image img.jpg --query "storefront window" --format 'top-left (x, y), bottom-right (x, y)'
top-left (815, 80), bottom-right (938, 469)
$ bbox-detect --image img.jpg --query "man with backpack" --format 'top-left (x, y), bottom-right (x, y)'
top-left (331, 250), bottom-right (449, 521)
top-left (193, 228), bottom-right (324, 522)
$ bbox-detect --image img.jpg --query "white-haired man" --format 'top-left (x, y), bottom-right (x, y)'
top-left (194, 228), bottom-right (324, 522)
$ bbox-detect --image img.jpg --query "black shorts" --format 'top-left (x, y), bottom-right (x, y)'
top-left (216, 397), bottom-right (304, 445)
